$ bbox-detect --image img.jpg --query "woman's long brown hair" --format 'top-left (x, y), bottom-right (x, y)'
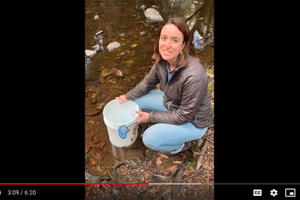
top-left (152, 17), bottom-right (195, 67)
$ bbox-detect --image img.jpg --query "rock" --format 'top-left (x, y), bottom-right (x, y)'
top-left (119, 33), bottom-right (126, 37)
top-left (140, 31), bottom-right (146, 36)
top-left (143, 8), bottom-right (164, 22)
top-left (115, 69), bottom-right (123, 77)
top-left (140, 4), bottom-right (146, 10)
top-left (107, 41), bottom-right (121, 52)
top-left (101, 68), bottom-right (116, 78)
top-left (85, 49), bottom-right (97, 57)
top-left (94, 15), bottom-right (99, 20)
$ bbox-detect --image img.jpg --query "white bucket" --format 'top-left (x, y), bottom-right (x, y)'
top-left (103, 99), bottom-right (139, 148)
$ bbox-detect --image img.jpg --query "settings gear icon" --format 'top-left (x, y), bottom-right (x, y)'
top-left (270, 189), bottom-right (278, 197)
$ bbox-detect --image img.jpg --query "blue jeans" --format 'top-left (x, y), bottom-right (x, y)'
top-left (134, 90), bottom-right (208, 154)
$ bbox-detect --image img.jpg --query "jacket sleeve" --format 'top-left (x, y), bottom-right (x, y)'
top-left (149, 75), bottom-right (208, 124)
top-left (125, 62), bottom-right (160, 100)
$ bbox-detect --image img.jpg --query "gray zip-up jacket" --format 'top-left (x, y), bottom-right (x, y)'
top-left (125, 56), bottom-right (213, 128)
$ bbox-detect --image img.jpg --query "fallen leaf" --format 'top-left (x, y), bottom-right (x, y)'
top-left (159, 153), bottom-right (169, 159)
top-left (173, 161), bottom-right (182, 165)
top-left (88, 120), bottom-right (95, 125)
top-left (101, 68), bottom-right (116, 77)
top-left (155, 157), bottom-right (162, 167)
top-left (91, 93), bottom-right (97, 99)
top-left (163, 165), bottom-right (178, 176)
top-left (96, 103), bottom-right (105, 110)
top-left (130, 43), bottom-right (138, 48)
top-left (167, 165), bottom-right (178, 172)
top-left (99, 142), bottom-right (105, 149)
top-left (126, 59), bottom-right (135, 65)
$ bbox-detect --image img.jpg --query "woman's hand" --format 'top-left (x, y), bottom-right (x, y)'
top-left (116, 94), bottom-right (127, 104)
top-left (136, 111), bottom-right (150, 124)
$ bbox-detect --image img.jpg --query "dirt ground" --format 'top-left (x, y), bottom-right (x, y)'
top-left (85, 127), bottom-right (214, 200)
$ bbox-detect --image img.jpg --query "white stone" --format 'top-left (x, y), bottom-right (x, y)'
top-left (140, 31), bottom-right (146, 36)
top-left (144, 8), bottom-right (163, 22)
top-left (85, 49), bottom-right (96, 57)
top-left (94, 15), bottom-right (99, 20)
top-left (107, 41), bottom-right (121, 52)
top-left (92, 44), bottom-right (100, 51)
top-left (95, 30), bottom-right (103, 36)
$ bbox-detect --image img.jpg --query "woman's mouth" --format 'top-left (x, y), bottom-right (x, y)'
top-left (162, 50), bottom-right (172, 54)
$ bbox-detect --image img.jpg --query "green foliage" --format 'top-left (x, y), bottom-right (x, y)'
top-left (208, 80), bottom-right (214, 92)
top-left (186, 159), bottom-right (197, 168)
top-left (206, 68), bottom-right (214, 92)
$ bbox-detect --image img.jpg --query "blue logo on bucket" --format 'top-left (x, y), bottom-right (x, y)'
top-left (118, 125), bottom-right (129, 139)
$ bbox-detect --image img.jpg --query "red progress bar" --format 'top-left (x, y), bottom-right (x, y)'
top-left (0, 183), bottom-right (149, 185)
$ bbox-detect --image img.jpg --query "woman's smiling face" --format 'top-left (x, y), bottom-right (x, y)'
top-left (159, 24), bottom-right (185, 64)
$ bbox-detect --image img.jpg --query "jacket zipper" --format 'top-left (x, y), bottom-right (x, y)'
top-left (165, 66), bottom-right (182, 92)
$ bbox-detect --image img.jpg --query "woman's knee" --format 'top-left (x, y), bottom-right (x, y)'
top-left (134, 90), bottom-right (167, 112)
top-left (142, 125), bottom-right (162, 148)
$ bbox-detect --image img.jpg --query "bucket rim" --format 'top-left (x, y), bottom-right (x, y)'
top-left (103, 99), bottom-right (139, 127)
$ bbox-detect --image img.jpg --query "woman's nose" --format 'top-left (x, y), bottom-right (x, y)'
top-left (165, 40), bottom-right (171, 48)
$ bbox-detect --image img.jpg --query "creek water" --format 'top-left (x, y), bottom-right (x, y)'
top-left (85, 0), bottom-right (214, 177)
